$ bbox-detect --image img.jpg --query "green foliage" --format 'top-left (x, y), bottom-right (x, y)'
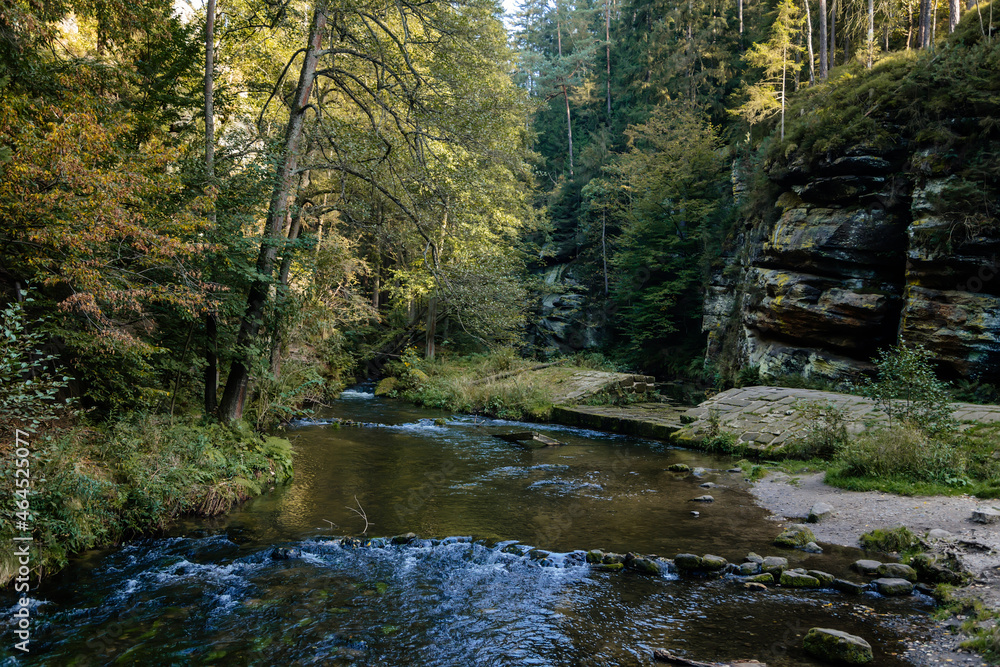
top-left (833, 426), bottom-right (968, 485)
top-left (859, 526), bottom-right (921, 555)
top-left (732, 0), bottom-right (803, 137)
top-left (785, 402), bottom-right (850, 459)
top-left (243, 358), bottom-right (328, 431)
top-left (590, 104), bottom-right (731, 372)
top-left (0, 296), bottom-right (72, 432)
top-left (857, 343), bottom-right (956, 435)
top-left (0, 415), bottom-right (293, 582)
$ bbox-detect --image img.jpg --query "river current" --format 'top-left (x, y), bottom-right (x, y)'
top-left (2, 388), bottom-right (936, 665)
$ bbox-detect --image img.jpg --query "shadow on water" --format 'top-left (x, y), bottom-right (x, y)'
top-left (2, 389), bottom-right (937, 666)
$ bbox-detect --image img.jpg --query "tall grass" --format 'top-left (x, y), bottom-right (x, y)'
top-left (0, 415), bottom-right (293, 584)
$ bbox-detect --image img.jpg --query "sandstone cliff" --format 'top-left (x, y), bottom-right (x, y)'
top-left (706, 142), bottom-right (1000, 383)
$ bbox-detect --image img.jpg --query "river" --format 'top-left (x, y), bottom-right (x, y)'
top-left (2, 388), bottom-right (937, 665)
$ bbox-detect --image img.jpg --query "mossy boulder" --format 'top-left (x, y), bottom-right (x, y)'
top-left (739, 562), bottom-right (761, 576)
top-left (626, 556), bottom-right (664, 575)
top-left (743, 573), bottom-right (774, 584)
top-left (701, 554), bottom-right (728, 571)
top-left (674, 553), bottom-right (704, 570)
top-left (586, 550), bottom-right (604, 564)
top-left (803, 628), bottom-right (874, 664)
top-left (808, 570), bottom-right (835, 586)
top-left (667, 463), bottom-right (692, 472)
top-left (595, 562), bottom-right (624, 572)
top-left (761, 556), bottom-right (788, 575)
top-left (781, 569), bottom-right (821, 588)
top-left (833, 579), bottom-right (867, 595)
top-left (876, 562), bottom-right (917, 582)
top-left (774, 524), bottom-right (817, 548)
top-left (374, 377), bottom-right (399, 396)
top-left (873, 577), bottom-right (913, 595)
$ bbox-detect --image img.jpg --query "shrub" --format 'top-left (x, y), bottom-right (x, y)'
top-left (0, 296), bottom-right (73, 434)
top-left (836, 426), bottom-right (967, 484)
top-left (859, 526), bottom-right (921, 554)
top-left (786, 402), bottom-right (850, 459)
top-left (857, 343), bottom-right (955, 436)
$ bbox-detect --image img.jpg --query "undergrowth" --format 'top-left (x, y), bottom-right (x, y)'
top-left (0, 415), bottom-right (293, 584)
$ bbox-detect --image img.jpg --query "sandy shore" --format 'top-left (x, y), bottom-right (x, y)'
top-left (751, 471), bottom-right (1000, 667)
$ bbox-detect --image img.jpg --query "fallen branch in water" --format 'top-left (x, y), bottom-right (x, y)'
top-left (347, 496), bottom-right (371, 535)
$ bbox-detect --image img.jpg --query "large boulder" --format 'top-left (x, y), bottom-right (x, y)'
top-left (873, 577), bottom-right (914, 595)
top-left (876, 562), bottom-right (917, 582)
top-left (803, 628), bottom-right (874, 664)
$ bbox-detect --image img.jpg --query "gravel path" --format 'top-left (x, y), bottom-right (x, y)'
top-left (751, 471), bottom-right (1000, 667)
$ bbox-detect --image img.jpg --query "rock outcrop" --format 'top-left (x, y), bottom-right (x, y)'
top-left (707, 143), bottom-right (1000, 383)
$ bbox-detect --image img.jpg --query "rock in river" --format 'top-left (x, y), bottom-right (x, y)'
top-left (873, 577), bottom-right (914, 595)
top-left (774, 524), bottom-right (816, 548)
top-left (803, 628), bottom-right (874, 664)
top-left (876, 562), bottom-right (917, 582)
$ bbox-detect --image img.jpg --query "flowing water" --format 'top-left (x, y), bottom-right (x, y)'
top-left (3, 389), bottom-right (937, 666)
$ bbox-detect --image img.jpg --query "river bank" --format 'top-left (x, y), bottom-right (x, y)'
top-left (751, 469), bottom-right (1000, 666)
top-left (0, 415), bottom-right (294, 586)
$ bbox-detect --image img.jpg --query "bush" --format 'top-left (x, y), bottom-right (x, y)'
top-left (0, 415), bottom-right (293, 583)
top-left (0, 296), bottom-right (73, 433)
top-left (859, 526), bottom-right (921, 554)
top-left (786, 402), bottom-right (850, 459)
top-left (857, 343), bottom-right (955, 436)
top-left (836, 426), bottom-right (967, 484)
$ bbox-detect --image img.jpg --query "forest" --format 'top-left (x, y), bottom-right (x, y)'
top-left (1, 0), bottom-right (998, 577)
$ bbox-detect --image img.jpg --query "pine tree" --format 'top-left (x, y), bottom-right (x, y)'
top-left (733, 0), bottom-right (804, 140)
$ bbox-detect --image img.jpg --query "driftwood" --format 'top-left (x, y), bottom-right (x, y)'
top-left (468, 359), bottom-right (568, 386)
top-left (652, 650), bottom-right (766, 667)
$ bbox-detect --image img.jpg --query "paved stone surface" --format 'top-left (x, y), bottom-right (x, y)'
top-left (550, 402), bottom-right (686, 440)
top-left (672, 386), bottom-right (1000, 454)
top-left (548, 371), bottom-right (655, 404)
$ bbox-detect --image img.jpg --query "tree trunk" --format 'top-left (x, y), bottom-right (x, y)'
top-left (601, 209), bottom-right (609, 295)
top-left (805, 0), bottom-right (816, 84)
top-left (204, 313), bottom-right (218, 415)
top-left (920, 0), bottom-right (932, 46)
top-left (605, 0), bottom-right (611, 119)
top-left (739, 0), bottom-right (744, 37)
top-left (780, 41), bottom-right (787, 141)
top-left (269, 200), bottom-right (307, 379)
top-left (425, 296), bottom-right (437, 360)
top-left (218, 1), bottom-right (328, 423)
top-left (867, 0), bottom-right (875, 67)
top-left (830, 0), bottom-right (837, 64)
top-left (203, 0), bottom-right (218, 417)
top-left (819, 0), bottom-right (828, 78)
top-left (563, 86), bottom-right (574, 176)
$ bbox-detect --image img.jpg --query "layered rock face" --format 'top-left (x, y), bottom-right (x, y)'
top-left (707, 148), bottom-right (1000, 382)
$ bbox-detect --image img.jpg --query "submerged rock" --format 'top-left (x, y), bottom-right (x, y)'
top-left (667, 463), bottom-right (691, 472)
top-left (691, 495), bottom-right (715, 503)
top-left (391, 532), bottom-right (417, 545)
top-left (802, 541), bottom-right (823, 553)
top-left (743, 573), bottom-right (774, 585)
top-left (270, 547), bottom-right (300, 560)
top-left (627, 556), bottom-right (664, 575)
top-left (803, 628), bottom-right (874, 664)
